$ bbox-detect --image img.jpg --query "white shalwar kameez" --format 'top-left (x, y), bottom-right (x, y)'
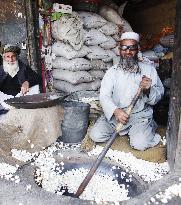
top-left (90, 61), bottom-right (164, 151)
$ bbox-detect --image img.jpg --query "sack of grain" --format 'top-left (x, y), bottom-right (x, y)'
top-left (54, 79), bottom-right (101, 93)
top-left (52, 12), bottom-right (84, 50)
top-left (53, 69), bottom-right (93, 85)
top-left (84, 29), bottom-right (108, 46)
top-left (99, 6), bottom-right (125, 26)
top-left (112, 33), bottom-right (121, 41)
top-left (99, 22), bottom-right (119, 36)
top-left (112, 46), bottom-right (120, 56)
top-left (142, 50), bottom-right (159, 61)
top-left (100, 36), bottom-right (117, 50)
top-left (52, 57), bottom-right (92, 71)
top-left (102, 50), bottom-right (117, 62)
top-left (113, 56), bottom-right (120, 65)
top-left (106, 61), bottom-right (113, 69)
top-left (86, 46), bottom-right (109, 60)
top-left (78, 11), bottom-right (107, 28)
top-left (91, 59), bottom-right (107, 70)
top-left (52, 41), bottom-right (90, 59)
top-left (89, 70), bottom-right (105, 79)
top-left (122, 19), bottom-right (133, 32)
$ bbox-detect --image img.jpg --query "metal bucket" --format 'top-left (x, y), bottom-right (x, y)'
top-left (60, 101), bottom-right (90, 144)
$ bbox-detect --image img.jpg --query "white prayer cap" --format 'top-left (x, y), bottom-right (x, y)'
top-left (120, 32), bottom-right (140, 42)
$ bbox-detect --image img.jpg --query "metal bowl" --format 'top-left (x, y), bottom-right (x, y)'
top-left (4, 92), bottom-right (68, 109)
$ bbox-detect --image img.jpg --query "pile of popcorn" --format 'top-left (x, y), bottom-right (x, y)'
top-left (7, 142), bottom-right (171, 203)
top-left (88, 146), bottom-right (169, 182)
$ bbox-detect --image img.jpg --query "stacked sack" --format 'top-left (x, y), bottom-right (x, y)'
top-left (52, 4), bottom-right (132, 93)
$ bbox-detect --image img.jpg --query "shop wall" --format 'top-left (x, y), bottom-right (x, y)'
top-left (0, 0), bottom-right (27, 63)
top-left (124, 0), bottom-right (176, 35)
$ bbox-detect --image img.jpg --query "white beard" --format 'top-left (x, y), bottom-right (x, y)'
top-left (3, 60), bottom-right (19, 78)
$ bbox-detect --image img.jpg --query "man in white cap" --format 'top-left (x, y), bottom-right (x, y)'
top-left (90, 32), bottom-right (164, 151)
top-left (0, 44), bottom-right (41, 96)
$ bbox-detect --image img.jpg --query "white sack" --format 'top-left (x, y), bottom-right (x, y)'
top-left (112, 33), bottom-right (121, 41)
top-left (86, 46), bottom-right (109, 60)
top-left (91, 60), bottom-right (107, 70)
top-left (106, 62), bottom-right (113, 69)
top-left (52, 57), bottom-right (92, 71)
top-left (78, 11), bottom-right (107, 28)
top-left (99, 6), bottom-right (133, 32)
top-left (84, 29), bottom-right (108, 46)
top-left (99, 6), bottom-right (126, 26)
top-left (102, 50), bottom-right (117, 62)
top-left (100, 36), bottom-right (117, 49)
top-left (142, 50), bottom-right (159, 61)
top-left (52, 41), bottom-right (90, 59)
top-left (122, 19), bottom-right (133, 32)
top-left (54, 79), bottom-right (101, 93)
top-left (89, 70), bottom-right (105, 79)
top-left (52, 12), bottom-right (84, 50)
top-left (112, 46), bottom-right (120, 56)
top-left (113, 56), bottom-right (120, 65)
top-left (99, 22), bottom-right (119, 36)
top-left (53, 69), bottom-right (93, 85)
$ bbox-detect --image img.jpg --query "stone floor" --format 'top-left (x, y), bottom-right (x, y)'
top-left (0, 149), bottom-right (181, 205)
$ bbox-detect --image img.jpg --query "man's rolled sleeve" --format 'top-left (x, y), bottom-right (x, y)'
top-left (145, 75), bottom-right (164, 105)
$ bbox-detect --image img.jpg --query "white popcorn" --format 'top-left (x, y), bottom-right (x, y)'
top-left (26, 184), bottom-right (32, 191)
top-left (36, 167), bottom-right (130, 203)
top-left (0, 163), bottom-right (18, 177)
top-left (88, 146), bottom-right (169, 182)
top-left (11, 149), bottom-right (36, 162)
top-left (31, 144), bottom-right (35, 149)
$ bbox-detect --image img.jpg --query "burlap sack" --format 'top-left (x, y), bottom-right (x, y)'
top-left (0, 106), bottom-right (64, 165)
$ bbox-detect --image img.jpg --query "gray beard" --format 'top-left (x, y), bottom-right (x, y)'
top-left (3, 60), bottom-right (19, 78)
top-left (118, 56), bottom-right (140, 73)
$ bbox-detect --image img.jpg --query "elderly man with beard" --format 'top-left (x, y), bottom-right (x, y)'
top-left (0, 44), bottom-right (40, 96)
top-left (90, 32), bottom-right (164, 151)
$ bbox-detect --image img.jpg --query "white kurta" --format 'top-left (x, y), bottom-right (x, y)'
top-left (90, 62), bottom-right (164, 151)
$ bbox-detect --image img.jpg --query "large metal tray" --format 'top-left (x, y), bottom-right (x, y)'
top-left (4, 92), bottom-right (69, 109)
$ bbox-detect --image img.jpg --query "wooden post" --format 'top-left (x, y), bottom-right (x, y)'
top-left (167, 0), bottom-right (181, 170)
top-left (24, 0), bottom-right (41, 72)
top-left (24, 0), bottom-right (42, 91)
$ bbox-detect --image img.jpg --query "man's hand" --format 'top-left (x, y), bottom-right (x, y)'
top-left (114, 108), bottom-right (129, 124)
top-left (140, 75), bottom-right (152, 90)
top-left (21, 81), bottom-right (29, 95)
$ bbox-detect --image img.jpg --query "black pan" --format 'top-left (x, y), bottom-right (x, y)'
top-left (4, 92), bottom-right (71, 109)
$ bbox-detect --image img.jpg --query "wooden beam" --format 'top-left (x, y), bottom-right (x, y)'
top-left (167, 0), bottom-right (181, 170)
top-left (24, 0), bottom-right (41, 73)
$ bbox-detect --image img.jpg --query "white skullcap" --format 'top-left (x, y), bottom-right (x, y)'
top-left (120, 32), bottom-right (140, 42)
